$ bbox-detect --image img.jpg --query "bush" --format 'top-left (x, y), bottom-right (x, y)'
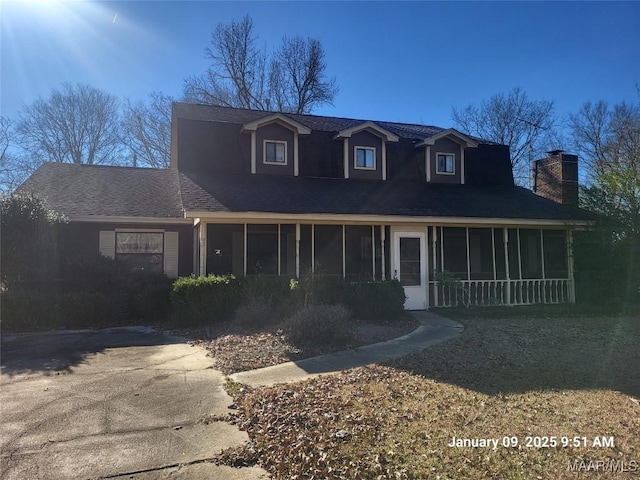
top-left (1, 193), bottom-right (67, 287)
top-left (61, 257), bottom-right (173, 322)
top-left (130, 274), bottom-right (173, 322)
top-left (171, 274), bottom-right (241, 326)
top-left (232, 298), bottom-right (276, 329)
top-left (284, 304), bottom-right (353, 348)
top-left (345, 280), bottom-right (406, 321)
top-left (292, 275), bottom-right (406, 321)
top-left (243, 275), bottom-right (292, 305)
top-left (1, 290), bottom-right (114, 332)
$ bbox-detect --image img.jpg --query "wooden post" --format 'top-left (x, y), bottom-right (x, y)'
top-left (568, 229), bottom-right (575, 303)
top-left (295, 224), bottom-right (300, 278)
top-left (277, 224), bottom-right (281, 276)
top-left (199, 221), bottom-right (207, 276)
top-left (243, 223), bottom-right (247, 277)
top-left (503, 228), bottom-right (511, 305)
top-left (381, 226), bottom-right (386, 281)
top-left (342, 225), bottom-right (346, 279)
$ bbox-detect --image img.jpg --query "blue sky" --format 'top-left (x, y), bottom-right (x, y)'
top-left (1, 1), bottom-right (639, 130)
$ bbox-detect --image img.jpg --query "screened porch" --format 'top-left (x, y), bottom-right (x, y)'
top-left (194, 221), bottom-right (574, 308)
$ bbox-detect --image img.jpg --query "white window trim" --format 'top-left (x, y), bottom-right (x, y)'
top-left (436, 152), bottom-right (455, 175)
top-left (354, 146), bottom-right (376, 170)
top-left (263, 140), bottom-right (288, 166)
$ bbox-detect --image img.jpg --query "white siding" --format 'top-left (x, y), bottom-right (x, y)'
top-left (99, 231), bottom-right (115, 259)
top-left (163, 231), bottom-right (179, 279)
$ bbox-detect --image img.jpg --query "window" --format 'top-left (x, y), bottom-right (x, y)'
top-left (264, 140), bottom-right (287, 165)
top-left (436, 153), bottom-right (455, 174)
top-left (115, 232), bottom-right (163, 273)
top-left (355, 146), bottom-right (375, 169)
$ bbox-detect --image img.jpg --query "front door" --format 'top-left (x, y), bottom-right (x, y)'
top-left (393, 232), bottom-right (427, 310)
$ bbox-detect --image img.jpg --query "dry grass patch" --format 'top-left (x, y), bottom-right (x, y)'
top-left (218, 314), bottom-right (639, 479)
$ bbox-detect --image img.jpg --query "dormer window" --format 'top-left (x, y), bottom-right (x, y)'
top-left (436, 153), bottom-right (455, 174)
top-left (355, 146), bottom-right (376, 170)
top-left (264, 140), bottom-right (287, 165)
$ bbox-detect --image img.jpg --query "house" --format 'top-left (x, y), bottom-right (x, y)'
top-left (18, 103), bottom-right (593, 309)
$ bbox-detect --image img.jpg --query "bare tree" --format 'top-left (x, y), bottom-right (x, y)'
top-left (183, 15), bottom-right (337, 114)
top-left (16, 83), bottom-right (123, 166)
top-left (271, 36), bottom-right (338, 114)
top-left (0, 116), bottom-right (13, 166)
top-left (571, 101), bottom-right (640, 234)
top-left (0, 116), bottom-right (24, 194)
top-left (452, 87), bottom-right (557, 186)
top-left (121, 92), bottom-right (173, 168)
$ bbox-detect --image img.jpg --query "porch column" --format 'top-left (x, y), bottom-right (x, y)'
top-left (568, 229), bottom-right (576, 303)
top-left (199, 221), bottom-right (207, 276)
top-left (243, 223), bottom-right (247, 277)
top-left (432, 226), bottom-right (439, 307)
top-left (380, 226), bottom-right (386, 281)
top-left (342, 225), bottom-right (346, 279)
top-left (311, 224), bottom-right (315, 273)
top-left (503, 228), bottom-right (511, 305)
top-left (277, 224), bottom-right (282, 276)
top-left (295, 224), bottom-right (300, 278)
top-left (465, 227), bottom-right (471, 281)
top-left (516, 228), bottom-right (523, 279)
top-left (371, 225), bottom-right (376, 280)
top-left (540, 229), bottom-right (546, 279)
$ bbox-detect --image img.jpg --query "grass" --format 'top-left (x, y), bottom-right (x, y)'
top-left (219, 310), bottom-right (640, 479)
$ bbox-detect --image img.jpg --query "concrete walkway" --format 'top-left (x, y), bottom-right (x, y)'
top-left (230, 312), bottom-right (464, 387)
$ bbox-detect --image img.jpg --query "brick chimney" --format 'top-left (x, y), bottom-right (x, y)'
top-left (532, 150), bottom-right (579, 207)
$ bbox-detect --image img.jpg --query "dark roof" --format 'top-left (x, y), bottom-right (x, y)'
top-left (173, 103), bottom-right (494, 144)
top-left (19, 163), bottom-right (592, 223)
top-left (180, 171), bottom-right (593, 222)
top-left (17, 163), bottom-right (185, 218)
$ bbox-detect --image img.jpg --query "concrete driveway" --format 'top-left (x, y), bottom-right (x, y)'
top-left (0, 327), bottom-right (268, 480)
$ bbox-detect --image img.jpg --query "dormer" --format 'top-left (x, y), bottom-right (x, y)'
top-left (416, 129), bottom-right (478, 184)
top-left (334, 122), bottom-right (399, 180)
top-left (242, 113), bottom-right (311, 176)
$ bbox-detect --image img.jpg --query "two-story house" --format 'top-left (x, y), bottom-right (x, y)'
top-left (19, 102), bottom-right (593, 309)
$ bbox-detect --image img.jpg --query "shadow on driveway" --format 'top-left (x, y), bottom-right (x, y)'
top-left (1, 327), bottom-right (182, 377)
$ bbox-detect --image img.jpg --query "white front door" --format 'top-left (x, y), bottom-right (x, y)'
top-left (393, 231), bottom-right (427, 310)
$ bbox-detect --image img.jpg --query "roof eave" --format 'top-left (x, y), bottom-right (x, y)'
top-left (241, 113), bottom-right (311, 135)
top-left (333, 121), bottom-right (400, 142)
top-left (416, 128), bottom-right (479, 148)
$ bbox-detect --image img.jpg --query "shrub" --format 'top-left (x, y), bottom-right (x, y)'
top-left (130, 274), bottom-right (173, 322)
top-left (60, 257), bottom-right (173, 322)
top-left (0, 290), bottom-right (114, 332)
top-left (170, 274), bottom-right (241, 326)
top-left (284, 304), bottom-right (353, 348)
top-left (292, 275), bottom-right (406, 321)
top-left (232, 298), bottom-right (276, 329)
top-left (243, 275), bottom-right (293, 307)
top-left (0, 193), bottom-right (67, 287)
top-left (345, 280), bottom-right (406, 321)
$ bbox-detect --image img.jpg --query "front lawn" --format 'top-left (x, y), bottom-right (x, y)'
top-left (216, 312), bottom-right (640, 479)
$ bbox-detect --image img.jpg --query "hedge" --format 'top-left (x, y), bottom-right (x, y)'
top-left (170, 274), bottom-right (242, 326)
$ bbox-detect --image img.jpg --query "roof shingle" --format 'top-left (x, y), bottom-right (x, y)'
top-left (180, 171), bottom-right (592, 222)
top-left (17, 163), bottom-right (185, 218)
top-left (172, 103), bottom-right (494, 144)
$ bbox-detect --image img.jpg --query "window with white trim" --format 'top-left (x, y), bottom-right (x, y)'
top-left (436, 153), bottom-right (455, 174)
top-left (115, 232), bottom-right (164, 273)
top-left (355, 146), bottom-right (375, 169)
top-left (264, 140), bottom-right (287, 165)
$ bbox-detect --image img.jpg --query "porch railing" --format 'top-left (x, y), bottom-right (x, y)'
top-left (430, 278), bottom-right (572, 307)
